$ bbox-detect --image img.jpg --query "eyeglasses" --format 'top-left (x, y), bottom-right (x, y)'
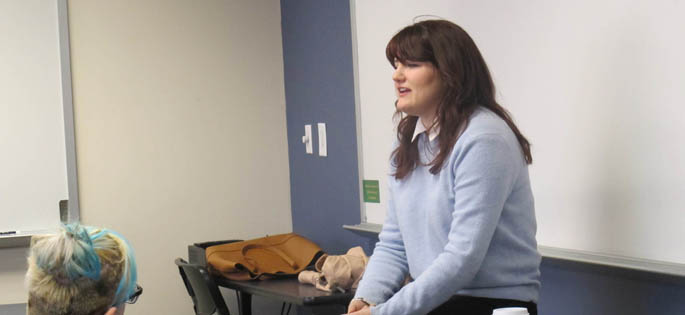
top-left (126, 285), bottom-right (143, 304)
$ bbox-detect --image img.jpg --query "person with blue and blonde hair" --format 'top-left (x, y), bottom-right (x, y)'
top-left (25, 224), bottom-right (140, 315)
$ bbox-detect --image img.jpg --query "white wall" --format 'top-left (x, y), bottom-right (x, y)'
top-left (0, 1), bottom-right (292, 314)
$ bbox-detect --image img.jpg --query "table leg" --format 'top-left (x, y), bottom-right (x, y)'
top-left (237, 291), bottom-right (252, 315)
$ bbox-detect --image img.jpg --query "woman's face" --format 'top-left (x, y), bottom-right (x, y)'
top-left (392, 59), bottom-right (443, 121)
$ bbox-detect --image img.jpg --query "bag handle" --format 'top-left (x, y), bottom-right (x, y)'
top-left (241, 243), bottom-right (299, 270)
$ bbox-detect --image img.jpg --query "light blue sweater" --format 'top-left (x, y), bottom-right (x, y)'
top-left (354, 108), bottom-right (541, 315)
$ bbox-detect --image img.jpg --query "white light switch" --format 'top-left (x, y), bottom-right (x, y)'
top-left (318, 123), bottom-right (327, 157)
top-left (302, 124), bottom-right (312, 154)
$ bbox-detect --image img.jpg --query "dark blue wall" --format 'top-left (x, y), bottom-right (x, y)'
top-left (539, 258), bottom-right (685, 314)
top-left (281, 0), bottom-right (374, 255)
top-left (281, 1), bottom-right (685, 314)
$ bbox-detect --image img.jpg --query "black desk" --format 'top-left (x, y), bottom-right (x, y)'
top-left (189, 242), bottom-right (354, 315)
top-left (215, 277), bottom-right (354, 315)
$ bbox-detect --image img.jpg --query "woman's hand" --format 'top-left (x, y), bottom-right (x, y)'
top-left (347, 299), bottom-right (371, 315)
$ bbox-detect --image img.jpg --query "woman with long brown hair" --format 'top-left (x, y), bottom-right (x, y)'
top-left (348, 20), bottom-right (541, 315)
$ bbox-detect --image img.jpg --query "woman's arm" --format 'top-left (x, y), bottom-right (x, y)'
top-left (353, 195), bottom-right (410, 306)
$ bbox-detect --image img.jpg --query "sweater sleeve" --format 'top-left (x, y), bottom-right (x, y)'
top-left (371, 134), bottom-right (521, 315)
top-left (353, 189), bottom-right (410, 305)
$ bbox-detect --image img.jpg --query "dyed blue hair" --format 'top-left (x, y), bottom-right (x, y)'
top-left (32, 223), bottom-right (138, 306)
top-left (97, 227), bottom-right (138, 306)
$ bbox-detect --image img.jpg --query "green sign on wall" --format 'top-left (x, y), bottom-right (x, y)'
top-left (363, 180), bottom-right (380, 203)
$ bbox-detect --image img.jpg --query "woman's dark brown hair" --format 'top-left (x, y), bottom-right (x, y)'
top-left (387, 20), bottom-right (532, 179)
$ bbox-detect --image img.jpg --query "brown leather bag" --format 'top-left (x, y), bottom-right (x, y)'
top-left (205, 233), bottom-right (323, 280)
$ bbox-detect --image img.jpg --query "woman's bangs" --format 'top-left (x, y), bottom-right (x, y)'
top-left (386, 26), bottom-right (433, 66)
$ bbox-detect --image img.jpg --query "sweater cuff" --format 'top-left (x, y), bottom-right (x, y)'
top-left (353, 289), bottom-right (384, 307)
top-left (369, 304), bottom-right (383, 315)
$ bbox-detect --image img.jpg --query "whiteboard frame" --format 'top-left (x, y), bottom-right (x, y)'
top-left (350, 0), bottom-right (367, 223)
top-left (342, 223), bottom-right (685, 277)
top-left (345, 0), bottom-right (685, 276)
top-left (57, 0), bottom-right (80, 223)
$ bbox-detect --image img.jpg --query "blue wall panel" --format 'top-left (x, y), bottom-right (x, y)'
top-left (281, 0), bottom-right (374, 255)
top-left (539, 258), bottom-right (685, 315)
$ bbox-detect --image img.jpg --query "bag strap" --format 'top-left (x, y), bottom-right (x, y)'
top-left (240, 243), bottom-right (299, 271)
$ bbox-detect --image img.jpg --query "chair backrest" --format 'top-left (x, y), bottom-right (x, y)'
top-left (175, 258), bottom-right (230, 315)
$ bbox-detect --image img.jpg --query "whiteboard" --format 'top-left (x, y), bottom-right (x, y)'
top-left (351, 0), bottom-right (685, 270)
top-left (0, 0), bottom-right (79, 235)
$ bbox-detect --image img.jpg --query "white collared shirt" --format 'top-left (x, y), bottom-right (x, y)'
top-left (411, 119), bottom-right (440, 142)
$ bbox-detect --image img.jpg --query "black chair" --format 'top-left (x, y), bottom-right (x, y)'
top-left (176, 257), bottom-right (231, 315)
